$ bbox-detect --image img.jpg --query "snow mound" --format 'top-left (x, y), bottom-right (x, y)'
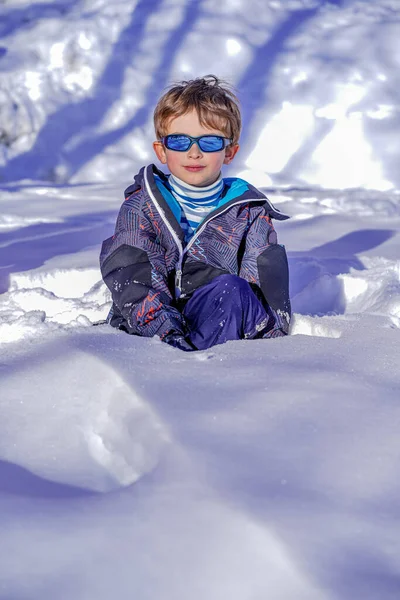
top-left (291, 254), bottom-right (400, 325)
top-left (0, 263), bottom-right (110, 343)
top-left (290, 314), bottom-right (342, 338)
top-left (9, 264), bottom-right (102, 298)
top-left (0, 348), bottom-right (169, 493)
top-left (339, 256), bottom-right (400, 319)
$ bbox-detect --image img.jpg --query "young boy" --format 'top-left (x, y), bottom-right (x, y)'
top-left (100, 75), bottom-right (290, 351)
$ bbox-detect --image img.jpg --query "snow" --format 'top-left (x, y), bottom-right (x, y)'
top-left (1, 0), bottom-right (400, 189)
top-left (1, 0), bottom-right (400, 598)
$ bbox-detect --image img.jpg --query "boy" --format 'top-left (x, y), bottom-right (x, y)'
top-left (100, 75), bottom-right (290, 351)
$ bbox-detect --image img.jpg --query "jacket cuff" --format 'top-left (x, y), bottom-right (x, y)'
top-left (262, 327), bottom-right (287, 339)
top-left (157, 314), bottom-right (187, 340)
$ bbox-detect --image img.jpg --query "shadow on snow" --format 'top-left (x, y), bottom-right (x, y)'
top-left (0, 458), bottom-right (95, 499)
top-left (237, 6), bottom-right (320, 157)
top-left (1, 0), bottom-right (204, 182)
top-left (0, 0), bottom-right (81, 40)
top-left (0, 210), bottom-right (116, 294)
top-left (289, 228), bottom-right (396, 315)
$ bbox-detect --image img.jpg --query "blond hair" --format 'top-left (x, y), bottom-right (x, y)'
top-left (154, 75), bottom-right (241, 145)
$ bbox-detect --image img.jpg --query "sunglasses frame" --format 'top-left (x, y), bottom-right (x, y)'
top-left (161, 134), bottom-right (232, 153)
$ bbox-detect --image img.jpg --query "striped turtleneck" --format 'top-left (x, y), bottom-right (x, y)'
top-left (167, 173), bottom-right (224, 241)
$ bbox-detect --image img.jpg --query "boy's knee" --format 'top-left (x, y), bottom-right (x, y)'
top-left (209, 275), bottom-right (255, 311)
top-left (215, 274), bottom-right (247, 288)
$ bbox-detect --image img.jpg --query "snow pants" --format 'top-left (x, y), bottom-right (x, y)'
top-left (183, 274), bottom-right (271, 351)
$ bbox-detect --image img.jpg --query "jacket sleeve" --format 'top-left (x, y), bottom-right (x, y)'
top-left (100, 198), bottom-right (186, 339)
top-left (239, 205), bottom-right (291, 336)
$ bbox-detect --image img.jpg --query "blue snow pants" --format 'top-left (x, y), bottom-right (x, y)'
top-left (183, 274), bottom-right (271, 351)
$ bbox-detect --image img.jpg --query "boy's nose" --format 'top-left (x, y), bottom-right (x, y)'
top-left (187, 142), bottom-right (202, 158)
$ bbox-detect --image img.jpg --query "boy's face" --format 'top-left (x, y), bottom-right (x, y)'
top-left (153, 109), bottom-right (239, 187)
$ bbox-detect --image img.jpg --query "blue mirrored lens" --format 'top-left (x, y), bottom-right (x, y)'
top-left (166, 135), bottom-right (191, 151)
top-left (198, 136), bottom-right (224, 152)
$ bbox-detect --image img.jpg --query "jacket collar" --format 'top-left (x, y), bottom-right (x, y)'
top-left (124, 164), bottom-right (289, 223)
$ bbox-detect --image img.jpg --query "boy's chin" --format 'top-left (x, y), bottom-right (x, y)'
top-left (172, 168), bottom-right (220, 187)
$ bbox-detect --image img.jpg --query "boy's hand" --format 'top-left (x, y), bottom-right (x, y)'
top-left (162, 333), bottom-right (196, 352)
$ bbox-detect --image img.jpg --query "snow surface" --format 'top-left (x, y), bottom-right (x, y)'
top-left (1, 0), bottom-right (400, 599)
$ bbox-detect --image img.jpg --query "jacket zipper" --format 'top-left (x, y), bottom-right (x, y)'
top-left (144, 169), bottom-right (251, 297)
top-left (176, 198), bottom-right (251, 297)
top-left (184, 199), bottom-right (249, 252)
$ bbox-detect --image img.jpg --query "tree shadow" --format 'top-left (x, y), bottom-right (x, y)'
top-left (288, 228), bottom-right (396, 315)
top-left (1, 0), bottom-right (205, 182)
top-left (237, 6), bottom-right (320, 156)
top-left (0, 210), bottom-right (116, 294)
top-left (0, 458), bottom-right (96, 499)
top-left (64, 0), bottom-right (205, 178)
top-left (236, 0), bottom-right (354, 184)
top-left (0, 0), bottom-right (80, 40)
top-left (276, 117), bottom-right (336, 185)
top-left (1, 0), bottom-right (163, 181)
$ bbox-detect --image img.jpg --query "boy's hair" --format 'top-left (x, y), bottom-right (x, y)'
top-left (154, 75), bottom-right (241, 145)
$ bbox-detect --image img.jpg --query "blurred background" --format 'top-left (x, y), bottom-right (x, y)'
top-left (0, 0), bottom-right (399, 191)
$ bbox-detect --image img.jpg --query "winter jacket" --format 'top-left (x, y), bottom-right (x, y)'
top-left (100, 164), bottom-right (291, 339)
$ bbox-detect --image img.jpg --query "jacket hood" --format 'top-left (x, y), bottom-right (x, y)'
top-left (222, 177), bottom-right (290, 220)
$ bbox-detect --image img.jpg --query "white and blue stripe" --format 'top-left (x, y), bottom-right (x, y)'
top-left (166, 174), bottom-right (224, 241)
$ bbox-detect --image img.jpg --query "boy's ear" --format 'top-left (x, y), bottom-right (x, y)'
top-left (223, 144), bottom-right (239, 165)
top-left (153, 141), bottom-right (167, 164)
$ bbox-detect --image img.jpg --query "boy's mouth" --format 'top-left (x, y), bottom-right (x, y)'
top-left (184, 166), bottom-right (205, 172)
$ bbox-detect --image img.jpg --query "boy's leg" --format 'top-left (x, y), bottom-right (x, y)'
top-left (183, 274), bottom-right (271, 351)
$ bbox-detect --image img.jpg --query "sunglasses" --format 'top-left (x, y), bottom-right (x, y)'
top-left (161, 134), bottom-right (232, 153)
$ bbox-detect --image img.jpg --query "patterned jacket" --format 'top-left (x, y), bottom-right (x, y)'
top-left (100, 164), bottom-right (291, 339)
